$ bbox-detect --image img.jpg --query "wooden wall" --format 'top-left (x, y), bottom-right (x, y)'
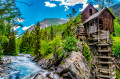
top-left (99, 10), bottom-right (114, 33)
top-left (81, 5), bottom-right (98, 23)
top-left (85, 20), bottom-right (98, 34)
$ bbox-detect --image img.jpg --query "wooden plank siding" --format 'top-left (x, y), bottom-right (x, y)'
top-left (81, 4), bottom-right (98, 23)
top-left (99, 10), bottom-right (114, 33)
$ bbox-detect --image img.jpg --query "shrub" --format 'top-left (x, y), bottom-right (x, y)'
top-left (112, 37), bottom-right (120, 57)
top-left (62, 36), bottom-right (78, 52)
top-left (39, 40), bottom-right (49, 57)
top-left (116, 70), bottom-right (120, 79)
top-left (0, 35), bottom-right (9, 58)
top-left (39, 36), bottom-right (63, 59)
top-left (83, 43), bottom-right (92, 63)
top-left (49, 36), bottom-right (62, 59)
top-left (114, 19), bottom-right (120, 37)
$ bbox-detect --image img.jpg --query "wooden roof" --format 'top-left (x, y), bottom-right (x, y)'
top-left (84, 7), bottom-right (115, 24)
top-left (81, 3), bottom-right (98, 14)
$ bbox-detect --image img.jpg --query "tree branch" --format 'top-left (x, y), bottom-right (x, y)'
top-left (15, 0), bottom-right (33, 6)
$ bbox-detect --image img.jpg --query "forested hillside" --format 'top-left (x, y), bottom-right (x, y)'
top-left (19, 13), bottom-right (83, 58)
top-left (28, 18), bottom-right (69, 31)
top-left (110, 3), bottom-right (120, 18)
top-left (1, 0), bottom-right (120, 78)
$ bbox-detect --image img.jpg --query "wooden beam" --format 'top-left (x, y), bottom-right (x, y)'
top-left (98, 17), bottom-right (100, 42)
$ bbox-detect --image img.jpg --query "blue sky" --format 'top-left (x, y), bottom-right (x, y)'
top-left (15, 0), bottom-right (120, 35)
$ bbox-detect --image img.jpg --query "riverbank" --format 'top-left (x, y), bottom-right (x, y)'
top-left (34, 51), bottom-right (92, 79)
top-left (0, 54), bottom-right (63, 79)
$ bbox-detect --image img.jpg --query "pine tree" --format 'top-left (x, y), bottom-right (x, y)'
top-left (0, 0), bottom-right (21, 55)
top-left (20, 30), bottom-right (30, 53)
top-left (50, 26), bottom-right (54, 40)
top-left (7, 29), bottom-right (17, 55)
top-left (94, 0), bottom-right (114, 9)
top-left (72, 8), bottom-right (77, 18)
top-left (67, 8), bottom-right (77, 20)
top-left (34, 22), bottom-right (41, 57)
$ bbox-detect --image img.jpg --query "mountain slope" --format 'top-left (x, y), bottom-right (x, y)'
top-left (28, 18), bottom-right (69, 31)
top-left (110, 3), bottom-right (120, 17)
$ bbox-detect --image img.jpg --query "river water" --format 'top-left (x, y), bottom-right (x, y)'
top-left (0, 54), bottom-right (61, 79)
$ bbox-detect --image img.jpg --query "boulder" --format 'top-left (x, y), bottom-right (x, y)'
top-left (38, 58), bottom-right (53, 69)
top-left (57, 51), bottom-right (91, 79)
top-left (34, 70), bottom-right (62, 79)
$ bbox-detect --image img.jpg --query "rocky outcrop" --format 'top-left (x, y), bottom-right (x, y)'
top-left (57, 51), bottom-right (91, 79)
top-left (33, 70), bottom-right (62, 79)
top-left (35, 51), bottom-right (91, 79)
top-left (38, 58), bottom-right (53, 69)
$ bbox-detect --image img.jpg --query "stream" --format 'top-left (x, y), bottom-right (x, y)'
top-left (0, 54), bottom-right (61, 79)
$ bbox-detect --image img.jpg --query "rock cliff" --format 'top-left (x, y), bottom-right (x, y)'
top-left (35, 51), bottom-right (91, 79)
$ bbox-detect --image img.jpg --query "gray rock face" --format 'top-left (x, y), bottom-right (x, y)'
top-left (28, 18), bottom-right (69, 32)
top-left (36, 51), bottom-right (91, 79)
top-left (33, 70), bottom-right (62, 79)
top-left (57, 51), bottom-right (91, 79)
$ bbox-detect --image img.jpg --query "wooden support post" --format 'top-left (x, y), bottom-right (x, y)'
top-left (98, 17), bottom-right (100, 42)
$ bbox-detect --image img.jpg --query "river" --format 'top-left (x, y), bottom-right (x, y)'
top-left (0, 54), bottom-right (61, 79)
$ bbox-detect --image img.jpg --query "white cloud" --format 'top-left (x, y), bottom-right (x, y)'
top-left (79, 3), bottom-right (88, 12)
top-left (22, 24), bottom-right (34, 31)
top-left (15, 18), bottom-right (24, 23)
top-left (94, 5), bottom-right (99, 8)
top-left (50, 0), bottom-right (88, 12)
top-left (51, 0), bottom-right (88, 6)
top-left (45, 2), bottom-right (57, 7)
top-left (61, 18), bottom-right (65, 19)
top-left (64, 6), bottom-right (69, 11)
top-left (13, 26), bottom-right (20, 30)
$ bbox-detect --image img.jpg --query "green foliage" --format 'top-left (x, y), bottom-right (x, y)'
top-left (19, 13), bottom-right (83, 61)
top-left (62, 37), bottom-right (78, 52)
top-left (7, 30), bottom-right (17, 55)
top-left (114, 19), bottom-right (120, 37)
top-left (75, 13), bottom-right (82, 25)
top-left (33, 22), bottom-right (41, 57)
top-left (0, 35), bottom-right (9, 58)
top-left (0, 0), bottom-right (21, 36)
top-left (117, 18), bottom-right (120, 25)
top-left (116, 70), bottom-right (120, 79)
top-left (83, 43), bottom-right (92, 63)
top-left (110, 2), bottom-right (120, 17)
top-left (39, 40), bottom-right (49, 57)
top-left (50, 26), bottom-right (54, 40)
top-left (16, 37), bottom-right (21, 53)
top-left (0, 0), bottom-right (21, 56)
top-left (111, 36), bottom-right (120, 57)
top-left (39, 36), bottom-right (63, 59)
top-left (95, 0), bottom-right (114, 9)
top-left (67, 8), bottom-right (77, 20)
top-left (20, 30), bottom-right (30, 53)
top-left (49, 36), bottom-right (62, 58)
top-left (111, 17), bottom-right (120, 58)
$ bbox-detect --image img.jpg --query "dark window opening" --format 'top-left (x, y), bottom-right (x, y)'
top-left (99, 18), bottom-right (103, 30)
top-left (90, 22), bottom-right (93, 26)
top-left (89, 9), bottom-right (92, 16)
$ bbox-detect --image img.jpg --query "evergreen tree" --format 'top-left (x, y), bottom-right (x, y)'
top-left (7, 29), bottom-right (17, 55)
top-left (34, 22), bottom-right (41, 57)
top-left (72, 8), bottom-right (77, 18)
top-left (50, 26), bottom-right (54, 40)
top-left (67, 8), bottom-right (77, 20)
top-left (0, 0), bottom-right (21, 36)
top-left (94, 0), bottom-right (114, 9)
top-left (0, 0), bottom-right (21, 55)
top-left (20, 30), bottom-right (30, 53)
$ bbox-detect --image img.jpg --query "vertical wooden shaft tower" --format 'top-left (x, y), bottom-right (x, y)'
top-left (86, 30), bottom-right (116, 79)
top-left (96, 31), bottom-right (116, 79)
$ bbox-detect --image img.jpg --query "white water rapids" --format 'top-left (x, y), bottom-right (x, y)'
top-left (0, 54), bottom-right (61, 79)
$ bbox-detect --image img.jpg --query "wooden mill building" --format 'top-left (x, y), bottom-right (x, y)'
top-left (79, 3), bottom-right (116, 79)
